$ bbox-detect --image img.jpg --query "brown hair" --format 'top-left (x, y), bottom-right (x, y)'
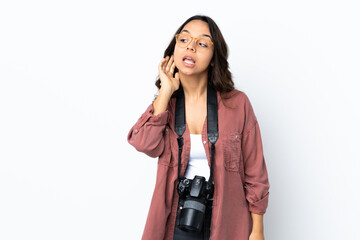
top-left (155, 15), bottom-right (236, 108)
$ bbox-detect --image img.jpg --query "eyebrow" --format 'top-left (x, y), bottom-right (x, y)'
top-left (181, 29), bottom-right (212, 40)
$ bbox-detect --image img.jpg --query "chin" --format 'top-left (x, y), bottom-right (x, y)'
top-left (179, 69), bottom-right (196, 76)
top-left (180, 69), bottom-right (210, 78)
top-left (177, 65), bottom-right (206, 76)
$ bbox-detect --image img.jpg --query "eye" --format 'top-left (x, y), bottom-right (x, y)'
top-left (198, 39), bottom-right (210, 48)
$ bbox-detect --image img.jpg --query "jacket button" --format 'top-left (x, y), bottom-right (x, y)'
top-left (134, 129), bottom-right (138, 133)
top-left (203, 140), bottom-right (206, 144)
top-left (166, 128), bottom-right (169, 132)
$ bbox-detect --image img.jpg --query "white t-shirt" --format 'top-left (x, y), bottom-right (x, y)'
top-left (184, 134), bottom-right (210, 181)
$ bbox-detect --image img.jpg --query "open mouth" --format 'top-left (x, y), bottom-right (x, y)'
top-left (183, 56), bottom-right (196, 65)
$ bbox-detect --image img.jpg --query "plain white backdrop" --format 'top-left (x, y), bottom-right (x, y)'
top-left (1, 0), bottom-right (359, 239)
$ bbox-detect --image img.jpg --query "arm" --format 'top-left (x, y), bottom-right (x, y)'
top-left (241, 94), bottom-right (270, 240)
top-left (241, 94), bottom-right (270, 215)
top-left (242, 120), bottom-right (270, 215)
top-left (127, 88), bottom-right (172, 158)
top-left (127, 55), bottom-right (179, 158)
top-left (251, 212), bottom-right (264, 233)
top-left (249, 212), bottom-right (265, 240)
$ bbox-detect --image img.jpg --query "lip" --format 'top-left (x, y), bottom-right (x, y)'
top-left (182, 55), bottom-right (196, 68)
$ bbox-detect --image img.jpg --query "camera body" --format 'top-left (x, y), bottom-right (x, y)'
top-left (177, 175), bottom-right (214, 233)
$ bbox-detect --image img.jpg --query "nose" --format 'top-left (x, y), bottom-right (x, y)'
top-left (186, 39), bottom-right (196, 52)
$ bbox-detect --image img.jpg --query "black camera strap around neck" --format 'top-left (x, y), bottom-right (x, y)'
top-left (174, 84), bottom-right (219, 186)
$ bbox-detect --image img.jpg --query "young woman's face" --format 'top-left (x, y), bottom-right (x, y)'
top-left (174, 20), bottom-right (214, 77)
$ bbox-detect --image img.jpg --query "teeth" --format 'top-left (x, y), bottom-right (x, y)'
top-left (184, 59), bottom-right (195, 64)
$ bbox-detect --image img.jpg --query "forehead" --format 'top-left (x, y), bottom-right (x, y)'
top-left (181, 20), bottom-right (211, 37)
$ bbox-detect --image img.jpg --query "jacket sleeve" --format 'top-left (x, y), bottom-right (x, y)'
top-left (241, 94), bottom-right (270, 215)
top-left (127, 101), bottom-right (170, 158)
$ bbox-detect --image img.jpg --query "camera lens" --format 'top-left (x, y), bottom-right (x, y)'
top-left (178, 199), bottom-right (206, 232)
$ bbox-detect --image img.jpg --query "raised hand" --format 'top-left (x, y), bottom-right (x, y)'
top-left (158, 55), bottom-right (180, 94)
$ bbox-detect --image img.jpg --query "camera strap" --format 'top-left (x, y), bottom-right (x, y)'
top-left (174, 83), bottom-right (219, 186)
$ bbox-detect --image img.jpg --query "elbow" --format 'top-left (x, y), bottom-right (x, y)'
top-left (247, 191), bottom-right (270, 215)
top-left (127, 131), bottom-right (164, 158)
top-left (133, 141), bottom-right (164, 158)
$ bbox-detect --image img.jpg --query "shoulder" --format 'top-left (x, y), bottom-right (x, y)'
top-left (220, 88), bottom-right (253, 109)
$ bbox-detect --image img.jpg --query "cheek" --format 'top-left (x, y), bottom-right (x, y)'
top-left (205, 52), bottom-right (214, 64)
top-left (197, 53), bottom-right (213, 67)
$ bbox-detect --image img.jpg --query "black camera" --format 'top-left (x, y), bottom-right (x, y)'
top-left (176, 175), bottom-right (214, 233)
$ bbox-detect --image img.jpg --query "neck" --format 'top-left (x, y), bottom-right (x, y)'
top-left (179, 71), bottom-right (208, 103)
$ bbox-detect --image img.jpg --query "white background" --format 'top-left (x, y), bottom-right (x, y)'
top-left (1, 0), bottom-right (359, 239)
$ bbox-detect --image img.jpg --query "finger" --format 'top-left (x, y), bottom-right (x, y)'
top-left (164, 56), bottom-right (170, 72)
top-left (159, 57), bottom-right (168, 72)
top-left (159, 57), bottom-right (167, 66)
top-left (158, 58), bottom-right (166, 72)
top-left (163, 56), bottom-right (170, 70)
top-left (165, 55), bottom-right (173, 72)
top-left (170, 60), bottom-right (176, 74)
top-left (159, 58), bottom-right (165, 68)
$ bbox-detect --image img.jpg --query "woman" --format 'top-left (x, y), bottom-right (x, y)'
top-left (127, 15), bottom-right (270, 240)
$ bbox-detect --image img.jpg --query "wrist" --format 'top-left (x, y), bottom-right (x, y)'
top-left (251, 222), bottom-right (264, 233)
top-left (251, 228), bottom-right (264, 233)
top-left (251, 224), bottom-right (264, 234)
top-left (159, 85), bottom-right (174, 96)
